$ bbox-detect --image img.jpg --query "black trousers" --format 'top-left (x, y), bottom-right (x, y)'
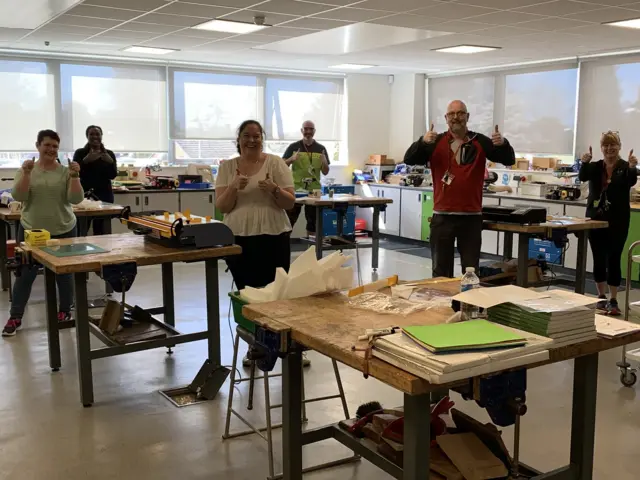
top-left (286, 204), bottom-right (317, 234)
top-left (226, 233), bottom-right (291, 290)
top-left (589, 220), bottom-right (629, 287)
top-left (430, 214), bottom-right (483, 278)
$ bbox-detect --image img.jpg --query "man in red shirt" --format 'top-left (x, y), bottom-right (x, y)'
top-left (404, 100), bottom-right (516, 278)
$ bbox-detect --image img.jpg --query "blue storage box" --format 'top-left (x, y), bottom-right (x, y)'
top-left (322, 185), bottom-right (354, 195)
top-left (528, 238), bottom-right (563, 265)
top-left (323, 207), bottom-right (355, 236)
top-left (179, 182), bottom-right (211, 189)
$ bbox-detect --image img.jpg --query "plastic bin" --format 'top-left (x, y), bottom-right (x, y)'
top-left (229, 292), bottom-right (256, 334)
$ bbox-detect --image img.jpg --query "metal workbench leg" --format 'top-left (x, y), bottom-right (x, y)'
top-left (205, 259), bottom-right (220, 366)
top-left (0, 220), bottom-right (8, 291)
top-left (574, 231), bottom-right (589, 294)
top-left (315, 207), bottom-right (324, 260)
top-left (503, 231), bottom-right (514, 261)
top-left (74, 272), bottom-right (94, 407)
top-left (282, 348), bottom-right (303, 480)
top-left (161, 263), bottom-right (175, 328)
top-left (403, 392), bottom-right (431, 479)
top-left (372, 206), bottom-right (380, 271)
top-left (517, 233), bottom-right (529, 287)
top-left (103, 217), bottom-right (114, 295)
top-left (45, 268), bottom-right (61, 371)
top-left (569, 353), bottom-right (598, 480)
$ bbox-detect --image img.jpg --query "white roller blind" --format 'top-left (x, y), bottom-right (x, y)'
top-left (428, 74), bottom-right (495, 137)
top-left (577, 57), bottom-right (640, 158)
top-left (503, 68), bottom-right (577, 155)
top-left (61, 63), bottom-right (167, 151)
top-left (0, 60), bottom-right (55, 150)
top-left (172, 70), bottom-right (258, 140)
top-left (265, 77), bottom-right (343, 141)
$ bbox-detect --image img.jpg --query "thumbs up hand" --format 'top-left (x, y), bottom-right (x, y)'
top-left (233, 168), bottom-right (249, 191)
top-left (629, 149), bottom-right (637, 169)
top-left (290, 149), bottom-right (301, 162)
top-left (258, 171), bottom-right (277, 194)
top-left (491, 125), bottom-right (504, 146)
top-left (423, 123), bottom-right (437, 144)
top-left (581, 146), bottom-right (593, 164)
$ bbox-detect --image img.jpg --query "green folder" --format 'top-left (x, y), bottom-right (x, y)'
top-left (403, 320), bottom-right (526, 353)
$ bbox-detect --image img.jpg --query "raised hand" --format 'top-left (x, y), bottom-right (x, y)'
top-left (233, 168), bottom-right (249, 191)
top-left (492, 125), bottom-right (504, 146)
top-left (290, 149), bottom-right (301, 162)
top-left (629, 149), bottom-right (638, 169)
top-left (68, 161), bottom-right (80, 176)
top-left (581, 146), bottom-right (593, 164)
top-left (258, 172), bottom-right (277, 194)
top-left (21, 158), bottom-right (35, 173)
top-left (423, 123), bottom-right (437, 144)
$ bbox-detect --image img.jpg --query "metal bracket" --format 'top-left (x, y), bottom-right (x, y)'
top-left (189, 359), bottom-right (231, 400)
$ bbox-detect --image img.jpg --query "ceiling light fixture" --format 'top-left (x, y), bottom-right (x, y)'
top-left (329, 64), bottom-right (376, 70)
top-left (123, 46), bottom-right (177, 55)
top-left (604, 18), bottom-right (640, 29)
top-left (192, 19), bottom-right (269, 34)
top-left (434, 45), bottom-right (500, 54)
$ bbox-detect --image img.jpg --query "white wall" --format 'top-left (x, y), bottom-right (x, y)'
top-left (388, 74), bottom-right (426, 161)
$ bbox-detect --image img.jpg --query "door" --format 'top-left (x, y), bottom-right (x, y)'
top-left (400, 189), bottom-right (422, 240)
top-left (143, 192), bottom-right (180, 214)
top-left (481, 197), bottom-right (500, 255)
top-left (377, 186), bottom-right (401, 236)
top-left (112, 192), bottom-right (142, 234)
top-left (180, 191), bottom-right (214, 217)
top-left (421, 191), bottom-right (434, 241)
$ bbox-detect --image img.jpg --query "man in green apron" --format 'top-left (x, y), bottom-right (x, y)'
top-left (283, 120), bottom-right (330, 237)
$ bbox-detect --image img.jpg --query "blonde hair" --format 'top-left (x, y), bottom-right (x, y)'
top-left (601, 131), bottom-right (621, 146)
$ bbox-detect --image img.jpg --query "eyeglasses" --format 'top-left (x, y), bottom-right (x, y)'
top-left (446, 111), bottom-right (468, 119)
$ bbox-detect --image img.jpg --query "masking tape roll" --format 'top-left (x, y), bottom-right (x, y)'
top-left (46, 239), bottom-right (60, 246)
top-left (560, 190), bottom-right (568, 199)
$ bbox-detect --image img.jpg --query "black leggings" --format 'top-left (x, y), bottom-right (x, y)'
top-left (589, 221), bottom-right (629, 287)
top-left (226, 233), bottom-right (291, 290)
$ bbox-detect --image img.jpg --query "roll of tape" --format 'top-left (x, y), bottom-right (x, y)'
top-left (46, 239), bottom-right (60, 246)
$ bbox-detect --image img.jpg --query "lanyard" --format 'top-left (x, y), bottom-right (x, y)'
top-left (448, 134), bottom-right (466, 171)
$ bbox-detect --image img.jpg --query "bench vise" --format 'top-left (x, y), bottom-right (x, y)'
top-left (238, 325), bottom-right (291, 373)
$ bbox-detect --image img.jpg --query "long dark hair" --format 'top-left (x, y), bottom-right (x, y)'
top-left (236, 120), bottom-right (264, 154)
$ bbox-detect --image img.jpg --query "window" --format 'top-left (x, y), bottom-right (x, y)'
top-left (428, 74), bottom-right (495, 137)
top-left (577, 57), bottom-right (640, 159)
top-left (60, 63), bottom-right (167, 153)
top-left (504, 68), bottom-right (578, 156)
top-left (0, 60), bottom-right (56, 153)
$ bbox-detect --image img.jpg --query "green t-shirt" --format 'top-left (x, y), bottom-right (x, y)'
top-left (12, 164), bottom-right (85, 235)
top-left (283, 140), bottom-right (329, 192)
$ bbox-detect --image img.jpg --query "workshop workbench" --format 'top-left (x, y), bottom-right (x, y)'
top-left (0, 205), bottom-right (125, 292)
top-left (243, 280), bottom-right (640, 480)
top-left (295, 195), bottom-right (393, 270)
top-left (23, 233), bottom-right (240, 407)
top-left (483, 217), bottom-right (608, 293)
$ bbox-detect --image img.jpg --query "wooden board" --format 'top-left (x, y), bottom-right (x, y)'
top-left (296, 194), bottom-right (393, 207)
top-left (243, 280), bottom-right (640, 395)
top-left (22, 233), bottom-right (241, 274)
top-left (483, 217), bottom-right (607, 234)
top-left (0, 204), bottom-right (124, 221)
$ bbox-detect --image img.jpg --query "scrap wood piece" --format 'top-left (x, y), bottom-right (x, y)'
top-left (451, 409), bottom-right (512, 469)
top-left (437, 432), bottom-right (508, 480)
top-left (430, 445), bottom-right (463, 480)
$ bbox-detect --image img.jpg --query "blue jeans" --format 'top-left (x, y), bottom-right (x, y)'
top-left (10, 224), bottom-right (77, 319)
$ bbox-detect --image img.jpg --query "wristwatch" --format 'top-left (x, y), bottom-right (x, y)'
top-left (273, 186), bottom-right (281, 198)
top-left (70, 171), bottom-right (80, 178)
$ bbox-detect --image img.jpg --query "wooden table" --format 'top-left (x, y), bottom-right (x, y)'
top-left (243, 279), bottom-right (640, 480)
top-left (295, 195), bottom-right (393, 270)
top-left (23, 233), bottom-right (240, 407)
top-left (0, 204), bottom-right (124, 292)
top-left (483, 217), bottom-right (608, 293)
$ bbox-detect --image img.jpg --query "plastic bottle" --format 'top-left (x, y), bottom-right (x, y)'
top-left (460, 267), bottom-right (481, 321)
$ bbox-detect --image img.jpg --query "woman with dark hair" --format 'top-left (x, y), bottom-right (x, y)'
top-left (580, 130), bottom-right (638, 316)
top-left (215, 120), bottom-right (298, 365)
top-left (73, 125), bottom-right (118, 235)
top-left (3, 130), bottom-right (84, 336)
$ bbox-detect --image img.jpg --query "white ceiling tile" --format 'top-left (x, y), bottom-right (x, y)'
top-left (218, 10), bottom-right (299, 25)
top-left (277, 17), bottom-right (353, 28)
top-left (367, 13), bottom-right (447, 28)
top-left (188, 39), bottom-right (255, 51)
top-left (294, 0), bottom-right (366, 5)
top-left (252, 0), bottom-right (336, 16)
top-left (65, 5), bottom-right (146, 20)
top-left (170, 29), bottom-right (233, 39)
top-left (465, 25), bottom-right (539, 37)
top-left (0, 29), bottom-right (32, 42)
top-left (622, 2), bottom-right (640, 11)
top-left (570, 0), bottom-right (639, 4)
top-left (16, 31), bottom-right (90, 42)
top-left (35, 24), bottom-right (104, 35)
top-left (313, 7), bottom-right (390, 21)
top-left (135, 13), bottom-right (209, 26)
top-left (155, 2), bottom-right (236, 18)
top-left (463, 10), bottom-right (549, 25)
top-left (514, 0), bottom-right (605, 16)
top-left (516, 17), bottom-right (594, 31)
top-left (427, 19), bottom-right (493, 32)
top-left (565, 6), bottom-right (640, 22)
top-left (50, 14), bottom-right (123, 29)
top-left (261, 26), bottom-right (321, 36)
top-left (410, 3), bottom-right (497, 20)
top-left (226, 33), bottom-right (290, 43)
top-left (356, 0), bottom-right (443, 12)
top-left (140, 34), bottom-right (210, 47)
top-left (451, 0), bottom-right (546, 9)
top-left (178, 0), bottom-right (272, 6)
top-left (83, 0), bottom-right (170, 10)
top-left (117, 21), bottom-right (183, 33)
top-left (93, 29), bottom-right (160, 40)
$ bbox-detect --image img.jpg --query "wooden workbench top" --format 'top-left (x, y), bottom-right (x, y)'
top-left (243, 280), bottom-right (640, 395)
top-left (484, 216), bottom-right (608, 234)
top-left (0, 204), bottom-right (125, 222)
top-left (22, 233), bottom-right (241, 274)
top-left (296, 194), bottom-right (393, 207)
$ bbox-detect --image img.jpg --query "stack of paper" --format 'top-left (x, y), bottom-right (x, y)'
top-left (596, 314), bottom-right (640, 338)
top-left (373, 327), bottom-right (552, 384)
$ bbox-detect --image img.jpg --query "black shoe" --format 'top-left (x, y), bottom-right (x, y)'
top-left (2, 318), bottom-right (22, 337)
top-left (607, 299), bottom-right (622, 316)
top-left (57, 311), bottom-right (72, 322)
top-left (596, 295), bottom-right (608, 311)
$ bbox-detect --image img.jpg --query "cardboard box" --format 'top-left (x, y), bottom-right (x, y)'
top-left (24, 229), bottom-right (50, 247)
top-left (532, 157), bottom-right (556, 170)
top-left (515, 158), bottom-right (530, 171)
top-left (369, 154), bottom-right (395, 165)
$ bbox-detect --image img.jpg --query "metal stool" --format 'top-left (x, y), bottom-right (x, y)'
top-left (223, 326), bottom-right (359, 480)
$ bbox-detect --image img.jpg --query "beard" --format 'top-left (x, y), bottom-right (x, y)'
top-left (450, 122), bottom-right (466, 135)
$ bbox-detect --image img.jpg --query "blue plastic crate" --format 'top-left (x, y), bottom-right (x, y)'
top-left (322, 185), bottom-right (354, 195)
top-left (528, 238), bottom-right (563, 265)
top-left (323, 207), bottom-right (355, 236)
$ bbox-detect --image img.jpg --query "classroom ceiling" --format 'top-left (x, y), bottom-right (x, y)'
top-left (5, 0), bottom-right (640, 74)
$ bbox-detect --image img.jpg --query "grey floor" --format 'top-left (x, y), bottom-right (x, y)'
top-left (1, 247), bottom-right (639, 480)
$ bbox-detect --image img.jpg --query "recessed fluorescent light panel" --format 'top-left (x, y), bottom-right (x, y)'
top-left (605, 18), bottom-right (640, 29)
top-left (434, 45), bottom-right (500, 54)
top-left (192, 19), bottom-right (269, 34)
top-left (329, 64), bottom-right (376, 70)
top-left (124, 46), bottom-right (177, 55)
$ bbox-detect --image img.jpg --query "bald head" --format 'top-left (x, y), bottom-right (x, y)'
top-left (301, 120), bottom-right (316, 145)
top-left (447, 100), bottom-right (467, 114)
top-left (445, 99), bottom-right (469, 136)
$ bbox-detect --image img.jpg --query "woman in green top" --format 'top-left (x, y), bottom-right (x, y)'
top-left (2, 130), bottom-right (84, 337)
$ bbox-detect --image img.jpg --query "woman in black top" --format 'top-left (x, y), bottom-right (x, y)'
top-left (579, 131), bottom-right (638, 315)
top-left (73, 125), bottom-right (118, 235)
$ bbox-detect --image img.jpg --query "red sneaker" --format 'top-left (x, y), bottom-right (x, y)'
top-left (2, 318), bottom-right (22, 337)
top-left (57, 312), bottom-right (72, 322)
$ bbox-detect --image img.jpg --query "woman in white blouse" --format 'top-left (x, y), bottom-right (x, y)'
top-left (216, 119), bottom-right (296, 290)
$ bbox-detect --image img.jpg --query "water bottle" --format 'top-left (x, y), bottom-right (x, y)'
top-left (460, 267), bottom-right (481, 321)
